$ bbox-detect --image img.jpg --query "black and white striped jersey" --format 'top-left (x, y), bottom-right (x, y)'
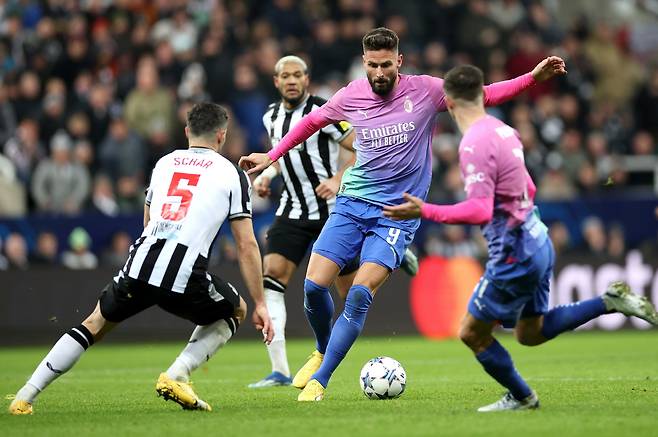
top-left (263, 94), bottom-right (353, 221)
top-left (115, 147), bottom-right (252, 293)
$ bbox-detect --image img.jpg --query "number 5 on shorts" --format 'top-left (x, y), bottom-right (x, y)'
top-left (386, 227), bottom-right (401, 245)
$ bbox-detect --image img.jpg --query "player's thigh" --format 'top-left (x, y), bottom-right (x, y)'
top-left (311, 211), bottom-right (365, 275)
top-left (306, 252), bottom-right (342, 288)
top-left (362, 222), bottom-right (414, 272)
top-left (352, 262), bottom-right (390, 295)
top-left (98, 277), bottom-right (157, 324)
top-left (158, 275), bottom-right (241, 326)
top-left (265, 217), bottom-right (317, 269)
top-left (263, 253), bottom-right (297, 286)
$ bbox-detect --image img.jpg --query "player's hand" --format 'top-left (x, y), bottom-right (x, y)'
top-left (253, 175), bottom-right (272, 198)
top-left (252, 302), bottom-right (274, 345)
top-left (382, 193), bottom-right (424, 220)
top-left (315, 175), bottom-right (341, 200)
top-left (531, 56), bottom-right (567, 82)
top-left (238, 153), bottom-right (273, 175)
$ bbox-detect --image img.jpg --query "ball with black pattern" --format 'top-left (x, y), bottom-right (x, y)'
top-left (359, 356), bottom-right (406, 400)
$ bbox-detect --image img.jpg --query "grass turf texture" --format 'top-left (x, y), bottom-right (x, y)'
top-left (1, 331), bottom-right (657, 436)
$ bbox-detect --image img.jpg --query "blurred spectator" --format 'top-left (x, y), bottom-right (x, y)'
top-left (123, 56), bottom-right (175, 141)
top-left (12, 70), bottom-right (41, 121)
top-left (548, 221), bottom-right (572, 256)
top-left (62, 227), bottom-right (98, 270)
top-left (4, 232), bottom-right (29, 269)
top-left (31, 131), bottom-right (90, 215)
top-left (0, 82), bottom-right (17, 146)
top-left (30, 231), bottom-right (59, 266)
top-left (607, 223), bottom-right (626, 260)
top-left (580, 216), bottom-right (607, 259)
top-left (631, 131), bottom-right (655, 156)
top-left (3, 118), bottom-right (44, 184)
top-left (101, 231), bottom-right (132, 268)
top-left (90, 174), bottom-right (120, 216)
top-left (0, 152), bottom-right (26, 217)
top-left (633, 67), bottom-right (658, 138)
top-left (99, 115), bottom-right (146, 183)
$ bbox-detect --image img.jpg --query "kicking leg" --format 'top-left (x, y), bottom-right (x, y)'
top-left (157, 297), bottom-right (246, 411)
top-left (299, 262), bottom-right (388, 401)
top-left (459, 313), bottom-right (538, 412)
top-left (10, 303), bottom-right (116, 415)
top-left (248, 254), bottom-right (296, 388)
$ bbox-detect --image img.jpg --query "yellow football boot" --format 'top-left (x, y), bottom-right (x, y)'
top-left (297, 379), bottom-right (325, 402)
top-left (155, 373), bottom-right (212, 411)
top-left (9, 399), bottom-right (33, 415)
top-left (292, 350), bottom-right (324, 389)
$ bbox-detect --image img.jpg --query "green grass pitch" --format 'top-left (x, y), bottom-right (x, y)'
top-left (1, 331), bottom-right (657, 436)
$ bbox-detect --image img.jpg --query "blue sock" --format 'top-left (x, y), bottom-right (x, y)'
top-left (541, 297), bottom-right (607, 340)
top-left (476, 339), bottom-right (532, 401)
top-left (303, 279), bottom-right (335, 354)
top-left (313, 285), bottom-right (373, 388)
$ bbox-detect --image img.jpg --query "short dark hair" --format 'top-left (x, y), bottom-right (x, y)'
top-left (186, 102), bottom-right (228, 137)
top-left (362, 27), bottom-right (399, 52)
top-left (443, 65), bottom-right (485, 102)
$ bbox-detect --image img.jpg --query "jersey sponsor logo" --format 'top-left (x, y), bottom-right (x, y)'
top-left (464, 171), bottom-right (486, 189)
top-left (360, 121), bottom-right (416, 149)
top-left (151, 220), bottom-right (183, 238)
top-left (404, 96), bottom-right (413, 113)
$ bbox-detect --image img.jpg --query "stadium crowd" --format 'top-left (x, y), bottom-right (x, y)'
top-left (0, 0), bottom-right (657, 269)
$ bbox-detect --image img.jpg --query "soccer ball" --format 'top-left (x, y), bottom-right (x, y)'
top-left (359, 356), bottom-right (406, 400)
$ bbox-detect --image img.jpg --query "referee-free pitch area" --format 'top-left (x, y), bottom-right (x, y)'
top-left (2, 331), bottom-right (657, 436)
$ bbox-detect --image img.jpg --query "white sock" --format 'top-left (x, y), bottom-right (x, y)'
top-left (19, 325), bottom-right (95, 403)
top-left (166, 317), bottom-right (238, 382)
top-left (264, 277), bottom-right (289, 377)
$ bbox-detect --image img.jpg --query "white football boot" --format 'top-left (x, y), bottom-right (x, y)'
top-left (477, 391), bottom-right (539, 412)
top-left (603, 281), bottom-right (658, 325)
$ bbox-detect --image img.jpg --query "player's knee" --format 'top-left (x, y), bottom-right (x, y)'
top-left (264, 265), bottom-right (288, 285)
top-left (459, 326), bottom-right (488, 351)
top-left (234, 297), bottom-right (247, 323)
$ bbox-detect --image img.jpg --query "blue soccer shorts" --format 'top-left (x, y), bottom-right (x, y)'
top-left (312, 196), bottom-right (416, 271)
top-left (467, 239), bottom-right (555, 328)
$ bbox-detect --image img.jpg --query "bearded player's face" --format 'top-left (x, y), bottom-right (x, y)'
top-left (363, 49), bottom-right (402, 96)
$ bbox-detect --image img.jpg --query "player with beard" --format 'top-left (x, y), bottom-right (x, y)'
top-left (248, 56), bottom-right (418, 388)
top-left (240, 28), bottom-right (566, 401)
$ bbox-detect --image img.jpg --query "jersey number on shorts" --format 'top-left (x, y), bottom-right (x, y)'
top-left (161, 172), bottom-right (201, 221)
top-left (386, 228), bottom-right (401, 245)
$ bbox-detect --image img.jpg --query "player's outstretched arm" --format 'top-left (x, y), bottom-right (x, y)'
top-left (238, 110), bottom-right (333, 175)
top-left (383, 193), bottom-right (493, 225)
top-left (482, 56), bottom-right (566, 106)
top-left (230, 217), bottom-right (273, 344)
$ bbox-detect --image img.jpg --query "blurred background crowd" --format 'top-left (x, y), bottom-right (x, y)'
top-left (0, 0), bottom-right (657, 270)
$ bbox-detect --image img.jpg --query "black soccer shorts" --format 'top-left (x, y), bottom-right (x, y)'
top-left (265, 216), bottom-right (359, 276)
top-left (99, 273), bottom-right (241, 326)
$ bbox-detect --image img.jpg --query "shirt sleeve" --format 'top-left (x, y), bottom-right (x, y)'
top-left (228, 166), bottom-right (252, 220)
top-left (422, 75), bottom-right (448, 112)
top-left (320, 120), bottom-right (353, 143)
top-left (314, 87), bottom-right (347, 123)
top-left (459, 141), bottom-right (496, 200)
